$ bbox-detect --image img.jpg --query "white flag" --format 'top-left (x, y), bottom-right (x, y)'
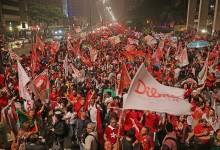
top-left (177, 48), bottom-right (189, 67)
top-left (198, 54), bottom-right (209, 85)
top-left (123, 64), bottom-right (191, 115)
top-left (17, 61), bottom-right (33, 111)
top-left (70, 63), bottom-right (80, 78)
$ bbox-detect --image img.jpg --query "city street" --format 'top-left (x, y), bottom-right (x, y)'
top-left (0, 0), bottom-right (220, 150)
top-left (12, 43), bottom-right (32, 56)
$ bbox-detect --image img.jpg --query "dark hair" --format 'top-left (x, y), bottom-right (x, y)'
top-left (125, 129), bottom-right (135, 138)
top-left (165, 123), bottom-right (174, 132)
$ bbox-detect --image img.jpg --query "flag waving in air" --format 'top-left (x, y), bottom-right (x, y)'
top-left (123, 64), bottom-right (191, 115)
top-left (30, 69), bottom-right (49, 103)
top-left (17, 61), bottom-right (33, 111)
top-left (198, 53), bottom-right (209, 85)
top-left (117, 63), bottom-right (131, 96)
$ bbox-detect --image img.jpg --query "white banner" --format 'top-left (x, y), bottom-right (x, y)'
top-left (123, 64), bottom-right (191, 115)
top-left (17, 61), bottom-right (33, 111)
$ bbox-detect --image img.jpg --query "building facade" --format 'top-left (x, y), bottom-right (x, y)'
top-left (0, 0), bottom-right (28, 34)
top-left (186, 0), bottom-right (220, 32)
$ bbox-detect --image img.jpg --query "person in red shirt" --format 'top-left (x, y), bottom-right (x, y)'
top-left (124, 110), bottom-right (142, 131)
top-left (104, 117), bottom-right (119, 145)
top-left (192, 101), bottom-right (204, 127)
top-left (73, 93), bottom-right (83, 113)
top-left (66, 88), bottom-right (77, 102)
top-left (193, 119), bottom-right (211, 150)
top-left (49, 87), bottom-right (58, 109)
top-left (134, 126), bottom-right (154, 150)
top-left (144, 111), bottom-right (160, 133)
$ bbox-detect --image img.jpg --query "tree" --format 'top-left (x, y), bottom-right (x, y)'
top-left (28, 1), bottom-right (65, 25)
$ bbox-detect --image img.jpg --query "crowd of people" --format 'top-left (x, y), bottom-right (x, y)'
top-left (0, 23), bottom-right (220, 150)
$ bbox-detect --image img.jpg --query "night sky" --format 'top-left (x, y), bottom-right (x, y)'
top-left (131, 0), bottom-right (188, 24)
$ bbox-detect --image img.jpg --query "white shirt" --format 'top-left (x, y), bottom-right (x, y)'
top-left (88, 104), bottom-right (97, 123)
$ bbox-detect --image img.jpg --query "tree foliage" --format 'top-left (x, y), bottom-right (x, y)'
top-left (28, 1), bottom-right (64, 25)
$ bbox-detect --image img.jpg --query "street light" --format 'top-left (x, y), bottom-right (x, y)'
top-left (201, 29), bottom-right (207, 34)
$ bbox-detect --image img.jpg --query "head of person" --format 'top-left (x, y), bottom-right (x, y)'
top-left (109, 117), bottom-right (117, 128)
top-left (179, 115), bottom-right (185, 122)
top-left (140, 126), bottom-right (149, 136)
top-left (208, 108), bottom-right (215, 117)
top-left (28, 110), bottom-right (35, 118)
top-left (86, 123), bottom-right (96, 134)
top-left (90, 97), bottom-right (95, 105)
top-left (199, 119), bottom-right (207, 127)
top-left (80, 111), bottom-right (87, 119)
top-left (165, 123), bottom-right (174, 133)
top-left (216, 129), bottom-right (220, 139)
top-left (28, 134), bottom-right (39, 143)
top-left (54, 110), bottom-right (63, 120)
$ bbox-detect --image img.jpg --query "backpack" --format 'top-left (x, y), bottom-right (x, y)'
top-left (161, 137), bottom-right (181, 150)
top-left (88, 134), bottom-right (103, 150)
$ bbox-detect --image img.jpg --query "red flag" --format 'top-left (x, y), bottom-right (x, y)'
top-left (96, 108), bottom-right (104, 145)
top-left (50, 41), bottom-right (60, 55)
top-left (36, 35), bottom-right (45, 52)
top-left (152, 47), bottom-right (163, 64)
top-left (80, 55), bottom-right (93, 67)
top-left (68, 39), bottom-right (81, 57)
top-left (30, 69), bottom-right (49, 102)
top-left (84, 91), bottom-right (95, 111)
top-left (122, 50), bottom-right (146, 61)
top-left (67, 39), bottom-right (74, 51)
top-left (117, 63), bottom-right (131, 96)
top-left (31, 44), bottom-right (39, 74)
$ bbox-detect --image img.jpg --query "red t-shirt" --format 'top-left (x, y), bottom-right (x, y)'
top-left (67, 93), bottom-right (76, 102)
top-left (73, 96), bottom-right (82, 113)
top-left (105, 125), bottom-right (118, 144)
top-left (49, 92), bottom-right (58, 109)
top-left (124, 111), bottom-right (142, 131)
top-left (136, 134), bottom-right (155, 150)
top-left (145, 113), bottom-right (160, 132)
top-left (192, 107), bottom-right (203, 120)
top-left (194, 123), bottom-right (210, 143)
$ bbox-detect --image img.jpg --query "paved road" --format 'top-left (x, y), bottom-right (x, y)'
top-left (12, 43), bottom-right (32, 56)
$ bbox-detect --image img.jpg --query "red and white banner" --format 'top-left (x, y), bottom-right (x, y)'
top-left (17, 61), bottom-right (33, 111)
top-left (30, 69), bottom-right (49, 102)
top-left (123, 64), bottom-right (191, 115)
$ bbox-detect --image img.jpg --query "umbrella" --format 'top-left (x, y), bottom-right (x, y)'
top-left (187, 40), bottom-right (210, 49)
